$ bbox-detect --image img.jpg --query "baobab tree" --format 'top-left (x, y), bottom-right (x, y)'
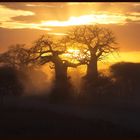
top-left (66, 25), bottom-right (118, 81)
top-left (31, 35), bottom-right (84, 81)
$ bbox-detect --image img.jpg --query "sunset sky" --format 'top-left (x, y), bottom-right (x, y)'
top-left (0, 2), bottom-right (140, 65)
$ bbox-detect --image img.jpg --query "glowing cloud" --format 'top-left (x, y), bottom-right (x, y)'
top-left (0, 3), bottom-right (139, 32)
top-left (40, 13), bottom-right (140, 27)
top-left (48, 32), bottom-right (67, 36)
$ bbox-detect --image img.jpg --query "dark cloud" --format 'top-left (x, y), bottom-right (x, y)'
top-left (0, 3), bottom-right (30, 10)
top-left (125, 18), bottom-right (140, 23)
top-left (1, 3), bottom-right (71, 23)
top-left (11, 12), bottom-right (70, 24)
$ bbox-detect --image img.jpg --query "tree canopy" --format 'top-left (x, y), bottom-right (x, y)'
top-left (64, 25), bottom-right (118, 81)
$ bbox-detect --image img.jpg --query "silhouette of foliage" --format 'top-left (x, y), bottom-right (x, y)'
top-left (110, 62), bottom-right (140, 81)
top-left (110, 62), bottom-right (140, 97)
top-left (0, 66), bottom-right (23, 98)
top-left (0, 44), bottom-right (36, 70)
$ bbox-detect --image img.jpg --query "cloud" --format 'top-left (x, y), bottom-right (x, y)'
top-left (0, 5), bottom-right (34, 22)
top-left (0, 3), bottom-right (70, 24)
top-left (1, 3), bottom-right (139, 26)
top-left (0, 2), bottom-right (139, 39)
top-left (0, 3), bottom-right (139, 32)
top-left (0, 2), bottom-right (139, 52)
top-left (39, 13), bottom-right (140, 27)
top-left (0, 5), bottom-right (51, 30)
top-left (48, 32), bottom-right (67, 36)
top-left (126, 18), bottom-right (140, 23)
top-left (26, 3), bottom-right (64, 8)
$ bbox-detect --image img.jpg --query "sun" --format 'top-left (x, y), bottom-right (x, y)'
top-left (67, 48), bottom-right (80, 58)
top-left (60, 48), bottom-right (90, 64)
top-left (60, 48), bottom-right (80, 63)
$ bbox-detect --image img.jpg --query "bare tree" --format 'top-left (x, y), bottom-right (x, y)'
top-left (66, 25), bottom-right (118, 81)
top-left (31, 35), bottom-right (84, 81)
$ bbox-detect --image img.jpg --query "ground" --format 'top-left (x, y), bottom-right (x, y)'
top-left (0, 95), bottom-right (140, 138)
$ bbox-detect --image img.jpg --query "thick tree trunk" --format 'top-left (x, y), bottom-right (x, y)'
top-left (85, 56), bottom-right (98, 81)
top-left (53, 56), bottom-right (68, 81)
top-left (50, 57), bottom-right (72, 102)
top-left (55, 63), bottom-right (68, 80)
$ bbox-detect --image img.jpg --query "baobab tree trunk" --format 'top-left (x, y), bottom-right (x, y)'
top-left (53, 56), bottom-right (68, 81)
top-left (86, 56), bottom-right (98, 81)
top-left (55, 63), bottom-right (68, 81)
top-left (51, 57), bottom-right (72, 102)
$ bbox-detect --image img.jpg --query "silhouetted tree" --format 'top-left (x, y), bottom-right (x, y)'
top-left (66, 25), bottom-right (118, 81)
top-left (31, 35), bottom-right (84, 81)
top-left (110, 62), bottom-right (140, 96)
top-left (0, 44), bottom-right (36, 70)
top-left (110, 62), bottom-right (140, 80)
top-left (0, 66), bottom-right (23, 105)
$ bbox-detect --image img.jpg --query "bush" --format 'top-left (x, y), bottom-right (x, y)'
top-left (0, 65), bottom-right (23, 97)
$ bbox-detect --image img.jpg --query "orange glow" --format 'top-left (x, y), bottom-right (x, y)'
top-left (60, 48), bottom-right (81, 64)
top-left (0, 2), bottom-right (139, 65)
top-left (0, 3), bottom-right (139, 31)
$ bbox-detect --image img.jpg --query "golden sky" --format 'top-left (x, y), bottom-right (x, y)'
top-left (0, 2), bottom-right (140, 64)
